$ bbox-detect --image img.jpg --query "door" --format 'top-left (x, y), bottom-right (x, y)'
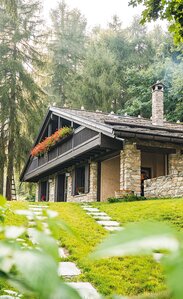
top-left (40, 180), bottom-right (48, 201)
top-left (57, 174), bottom-right (66, 202)
top-left (141, 168), bottom-right (151, 196)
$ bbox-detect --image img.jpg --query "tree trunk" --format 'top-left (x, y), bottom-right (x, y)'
top-left (6, 45), bottom-right (16, 201)
top-left (0, 131), bottom-right (5, 195)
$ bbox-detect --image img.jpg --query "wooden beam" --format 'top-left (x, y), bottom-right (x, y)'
top-left (136, 145), bottom-right (176, 154)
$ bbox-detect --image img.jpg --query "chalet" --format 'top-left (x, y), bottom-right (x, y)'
top-left (20, 82), bottom-right (183, 202)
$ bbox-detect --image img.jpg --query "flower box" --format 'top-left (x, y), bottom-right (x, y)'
top-left (31, 127), bottom-right (73, 157)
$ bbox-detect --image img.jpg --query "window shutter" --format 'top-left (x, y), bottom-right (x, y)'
top-left (85, 164), bottom-right (90, 193)
top-left (71, 169), bottom-right (75, 196)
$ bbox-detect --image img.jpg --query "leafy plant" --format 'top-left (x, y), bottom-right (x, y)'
top-left (0, 195), bottom-right (81, 299)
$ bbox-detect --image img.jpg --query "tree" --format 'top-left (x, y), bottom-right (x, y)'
top-left (128, 0), bottom-right (183, 44)
top-left (0, 0), bottom-right (47, 199)
top-left (75, 38), bottom-right (121, 112)
top-left (49, 1), bottom-right (87, 106)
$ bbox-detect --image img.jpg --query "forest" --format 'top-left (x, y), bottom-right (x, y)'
top-left (0, 0), bottom-right (183, 198)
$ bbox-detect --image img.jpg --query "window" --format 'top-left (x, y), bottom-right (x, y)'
top-left (75, 166), bottom-right (85, 195)
top-left (72, 164), bottom-right (89, 195)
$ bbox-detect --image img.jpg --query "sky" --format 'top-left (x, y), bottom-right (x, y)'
top-left (42, 0), bottom-right (144, 29)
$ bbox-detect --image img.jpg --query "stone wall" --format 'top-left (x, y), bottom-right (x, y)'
top-left (35, 183), bottom-right (39, 202)
top-left (49, 175), bottom-right (56, 202)
top-left (67, 162), bottom-right (98, 202)
top-left (120, 143), bottom-right (141, 196)
top-left (144, 174), bottom-right (183, 198)
top-left (169, 150), bottom-right (183, 175)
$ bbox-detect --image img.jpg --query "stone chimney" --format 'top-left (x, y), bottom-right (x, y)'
top-left (151, 81), bottom-right (164, 126)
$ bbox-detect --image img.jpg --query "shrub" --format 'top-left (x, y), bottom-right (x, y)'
top-left (108, 195), bottom-right (147, 203)
top-left (25, 194), bottom-right (36, 202)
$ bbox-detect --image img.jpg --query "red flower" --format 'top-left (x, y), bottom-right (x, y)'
top-left (31, 127), bottom-right (72, 157)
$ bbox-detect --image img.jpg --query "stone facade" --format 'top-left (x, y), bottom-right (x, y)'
top-left (169, 150), bottom-right (183, 175)
top-left (35, 184), bottom-right (39, 202)
top-left (67, 162), bottom-right (98, 202)
top-left (152, 82), bottom-right (164, 126)
top-left (144, 174), bottom-right (183, 198)
top-left (49, 175), bottom-right (56, 202)
top-left (120, 143), bottom-right (141, 196)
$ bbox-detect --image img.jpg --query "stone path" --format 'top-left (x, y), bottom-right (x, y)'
top-left (82, 205), bottom-right (123, 232)
top-left (82, 203), bottom-right (165, 261)
top-left (26, 203), bottom-right (101, 299)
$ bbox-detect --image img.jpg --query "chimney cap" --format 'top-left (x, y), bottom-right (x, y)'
top-left (151, 81), bottom-right (166, 92)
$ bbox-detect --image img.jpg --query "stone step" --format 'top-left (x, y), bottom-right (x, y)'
top-left (31, 211), bottom-right (43, 216)
top-left (29, 207), bottom-right (44, 211)
top-left (83, 207), bottom-right (99, 212)
top-left (87, 212), bottom-right (108, 217)
top-left (36, 216), bottom-right (47, 221)
top-left (58, 247), bottom-right (69, 258)
top-left (29, 205), bottom-right (48, 208)
top-left (104, 226), bottom-right (124, 231)
top-left (27, 228), bottom-right (38, 245)
top-left (153, 252), bottom-right (164, 263)
top-left (92, 215), bottom-right (111, 221)
top-left (58, 262), bottom-right (81, 277)
top-left (96, 220), bottom-right (120, 227)
top-left (67, 282), bottom-right (101, 299)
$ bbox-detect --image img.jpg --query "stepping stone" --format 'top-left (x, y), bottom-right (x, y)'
top-left (27, 228), bottom-right (38, 244)
top-left (27, 215), bottom-right (35, 221)
top-left (58, 247), bottom-right (69, 258)
top-left (104, 226), bottom-right (124, 231)
top-left (58, 262), bottom-right (81, 277)
top-left (68, 282), bottom-right (101, 299)
top-left (31, 211), bottom-right (43, 216)
top-left (83, 207), bottom-right (99, 212)
top-left (87, 212), bottom-right (108, 217)
top-left (36, 216), bottom-right (47, 221)
top-left (153, 253), bottom-right (164, 263)
top-left (29, 205), bottom-right (48, 208)
top-left (42, 222), bottom-right (48, 228)
top-left (92, 215), bottom-right (111, 221)
top-left (44, 228), bottom-right (51, 235)
top-left (29, 207), bottom-right (43, 211)
top-left (96, 220), bottom-right (120, 227)
top-left (4, 289), bottom-right (22, 298)
top-left (17, 238), bottom-right (24, 242)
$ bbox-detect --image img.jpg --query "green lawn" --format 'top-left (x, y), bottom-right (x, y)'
top-left (2, 199), bottom-right (183, 298)
top-left (49, 202), bottom-right (166, 298)
top-left (92, 198), bottom-right (183, 231)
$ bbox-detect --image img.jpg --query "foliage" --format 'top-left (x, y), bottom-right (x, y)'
top-left (31, 127), bottom-right (72, 157)
top-left (0, 0), bottom-right (48, 199)
top-left (0, 198), bottom-right (82, 299)
top-left (107, 195), bottom-right (147, 203)
top-left (128, 0), bottom-right (183, 44)
top-left (48, 1), bottom-right (87, 106)
top-left (25, 195), bottom-right (36, 202)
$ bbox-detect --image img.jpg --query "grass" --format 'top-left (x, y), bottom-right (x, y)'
top-left (49, 202), bottom-right (166, 298)
top-left (2, 198), bottom-right (183, 298)
top-left (92, 198), bottom-right (183, 231)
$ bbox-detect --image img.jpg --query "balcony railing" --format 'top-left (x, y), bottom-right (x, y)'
top-left (27, 127), bottom-right (98, 174)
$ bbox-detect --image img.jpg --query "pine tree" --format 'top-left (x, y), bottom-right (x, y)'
top-left (0, 0), bottom-right (47, 199)
top-left (49, 1), bottom-right (87, 106)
